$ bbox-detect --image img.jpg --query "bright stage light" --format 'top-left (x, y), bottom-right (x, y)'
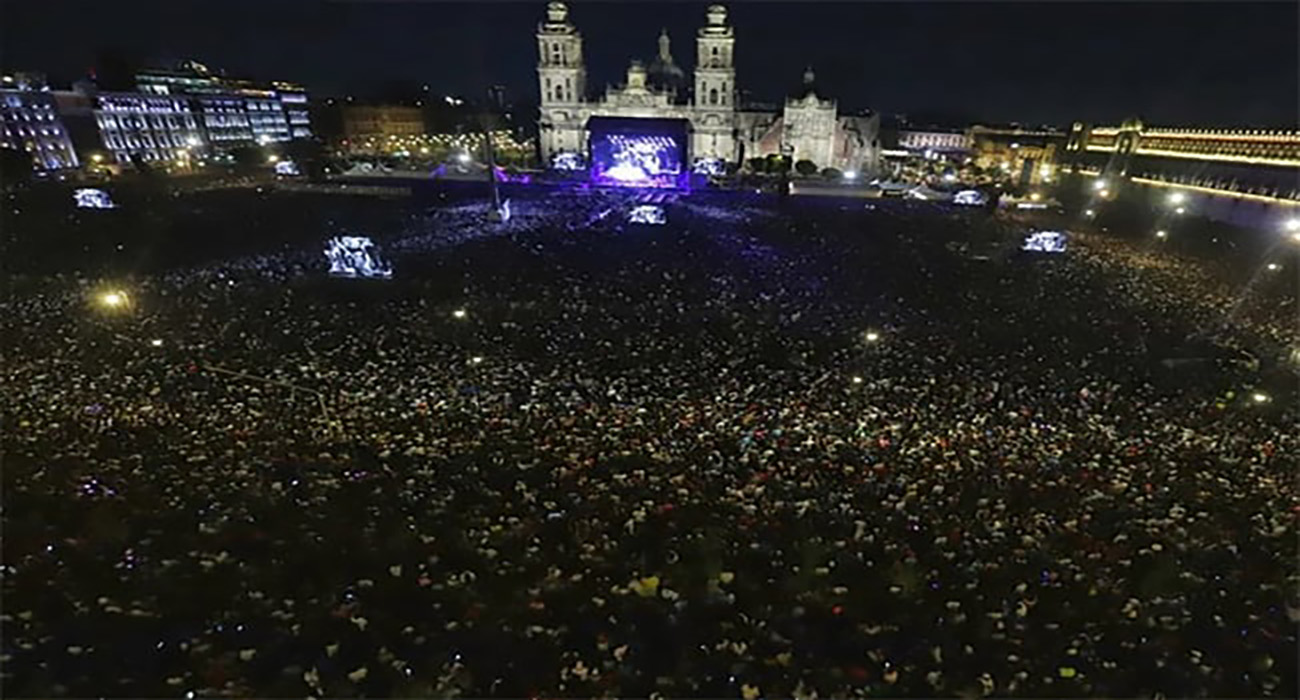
top-left (1099, 189), bottom-right (1110, 198)
top-left (851, 376), bottom-right (864, 385)
top-left (1285, 218), bottom-right (1300, 233)
top-left (1174, 207), bottom-right (1185, 215)
top-left (1155, 230), bottom-right (1167, 239)
top-left (457, 152), bottom-right (471, 164)
top-left (97, 290), bottom-right (128, 309)
top-left (550, 152), bottom-right (583, 171)
top-left (1251, 392), bottom-right (1270, 404)
top-left (628, 204), bottom-right (666, 225)
top-left (1084, 209), bottom-right (1095, 217)
top-left (150, 338), bottom-right (164, 347)
top-left (324, 236), bottom-right (393, 278)
top-left (1266, 262), bottom-right (1280, 271)
top-left (452, 308), bottom-right (467, 319)
top-left (1093, 180), bottom-right (1107, 191)
top-left (470, 355), bottom-right (484, 364)
top-left (74, 188), bottom-right (116, 209)
top-left (865, 331), bottom-right (880, 342)
top-left (692, 158), bottom-right (725, 176)
top-left (843, 170), bottom-right (858, 181)
top-left (1022, 231), bottom-right (1068, 253)
top-left (1168, 192), bottom-right (1186, 205)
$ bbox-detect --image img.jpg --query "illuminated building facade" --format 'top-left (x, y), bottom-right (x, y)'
top-left (342, 105), bottom-right (426, 142)
top-left (1064, 120), bottom-right (1299, 228)
top-left (968, 125), bottom-right (1066, 187)
top-left (137, 61), bottom-right (311, 147)
top-left (92, 92), bottom-right (205, 165)
top-left (275, 83), bottom-right (312, 139)
top-left (193, 95), bottom-right (253, 146)
top-left (1065, 121), bottom-right (1299, 195)
top-left (0, 73), bottom-right (80, 170)
top-left (537, 2), bottom-right (879, 176)
top-left (898, 129), bottom-right (971, 153)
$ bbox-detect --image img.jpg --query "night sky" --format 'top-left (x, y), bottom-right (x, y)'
top-left (4, 0), bottom-right (1297, 128)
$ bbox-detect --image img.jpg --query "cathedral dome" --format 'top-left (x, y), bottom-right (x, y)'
top-left (646, 28), bottom-right (687, 98)
top-left (791, 66), bottom-right (822, 101)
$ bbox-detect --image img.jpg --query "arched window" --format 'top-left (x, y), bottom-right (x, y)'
top-left (555, 85), bottom-right (564, 102)
top-left (552, 44), bottom-right (561, 64)
top-left (709, 88), bottom-right (718, 105)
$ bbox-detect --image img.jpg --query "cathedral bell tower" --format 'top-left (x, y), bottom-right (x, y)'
top-left (536, 1), bottom-right (587, 159)
top-left (692, 4), bottom-right (737, 161)
top-left (694, 4), bottom-right (735, 109)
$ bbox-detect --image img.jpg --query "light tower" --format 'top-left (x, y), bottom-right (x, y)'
top-left (693, 4), bottom-right (736, 161)
top-left (536, 1), bottom-right (586, 161)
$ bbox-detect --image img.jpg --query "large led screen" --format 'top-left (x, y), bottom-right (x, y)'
top-left (587, 117), bottom-right (690, 189)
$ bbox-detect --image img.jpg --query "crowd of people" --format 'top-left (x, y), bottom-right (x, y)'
top-left (3, 186), bottom-right (1296, 698)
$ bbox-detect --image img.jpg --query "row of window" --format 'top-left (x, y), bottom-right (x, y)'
top-left (103, 133), bottom-right (200, 151)
top-left (111, 149), bottom-right (191, 162)
top-left (1, 123), bottom-right (62, 138)
top-left (1139, 139), bottom-right (1298, 159)
top-left (99, 116), bottom-right (198, 130)
top-left (0, 110), bottom-right (57, 123)
top-left (100, 100), bottom-right (191, 113)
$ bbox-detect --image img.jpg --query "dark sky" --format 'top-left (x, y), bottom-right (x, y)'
top-left (4, 0), bottom-right (1297, 127)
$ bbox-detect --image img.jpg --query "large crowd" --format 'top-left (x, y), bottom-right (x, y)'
top-left (3, 186), bottom-right (1296, 698)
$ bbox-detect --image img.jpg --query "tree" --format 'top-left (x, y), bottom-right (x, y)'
top-left (794, 159), bottom-right (818, 177)
top-left (766, 153), bottom-right (791, 174)
top-left (746, 157), bottom-right (767, 174)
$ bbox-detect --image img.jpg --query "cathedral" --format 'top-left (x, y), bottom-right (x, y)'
top-left (536, 2), bottom-right (880, 175)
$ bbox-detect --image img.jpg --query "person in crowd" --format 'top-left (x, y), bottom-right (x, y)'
top-left (2, 189), bottom-right (1295, 698)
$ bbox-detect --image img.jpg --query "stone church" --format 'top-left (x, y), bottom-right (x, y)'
top-left (536, 2), bottom-right (880, 175)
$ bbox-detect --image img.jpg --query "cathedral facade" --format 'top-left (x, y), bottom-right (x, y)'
top-left (536, 2), bottom-right (880, 175)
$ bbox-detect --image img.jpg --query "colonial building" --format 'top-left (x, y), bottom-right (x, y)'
top-left (536, 2), bottom-right (879, 175)
top-left (0, 72), bottom-right (81, 171)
